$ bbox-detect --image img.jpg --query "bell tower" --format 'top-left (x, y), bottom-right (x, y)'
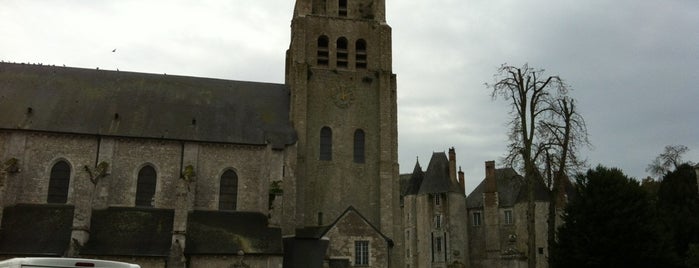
top-left (286, 0), bottom-right (399, 246)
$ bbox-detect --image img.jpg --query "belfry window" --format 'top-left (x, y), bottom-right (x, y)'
top-left (338, 0), bottom-right (348, 17)
top-left (135, 165), bottom-right (156, 207)
top-left (219, 169), bottom-right (239, 210)
top-left (47, 161), bottom-right (70, 204)
top-left (320, 126), bottom-right (332, 160)
top-left (353, 129), bottom-right (365, 163)
top-left (317, 35), bottom-right (329, 66)
top-left (356, 39), bottom-right (367, 69)
top-left (336, 37), bottom-right (348, 69)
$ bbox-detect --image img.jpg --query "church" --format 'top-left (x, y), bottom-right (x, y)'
top-left (0, 1), bottom-right (559, 268)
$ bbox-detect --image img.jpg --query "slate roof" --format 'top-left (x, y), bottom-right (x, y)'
top-left (292, 206), bottom-right (393, 246)
top-left (0, 63), bottom-right (296, 149)
top-left (0, 204), bottom-right (74, 256)
top-left (417, 152), bottom-right (462, 194)
top-left (402, 160), bottom-right (424, 196)
top-left (466, 168), bottom-right (550, 209)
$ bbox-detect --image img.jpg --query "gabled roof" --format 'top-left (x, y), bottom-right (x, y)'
top-left (417, 152), bottom-right (461, 194)
top-left (0, 63), bottom-right (297, 149)
top-left (466, 168), bottom-right (550, 209)
top-left (295, 206), bottom-right (393, 246)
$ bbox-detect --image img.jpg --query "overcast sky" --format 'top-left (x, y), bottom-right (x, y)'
top-left (1, 0), bottom-right (698, 193)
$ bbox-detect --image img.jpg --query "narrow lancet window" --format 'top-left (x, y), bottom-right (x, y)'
top-left (317, 35), bottom-right (329, 66)
top-left (353, 129), bottom-right (365, 163)
top-left (337, 37), bottom-right (348, 69)
top-left (219, 169), bottom-right (239, 210)
top-left (356, 39), bottom-right (367, 69)
top-left (339, 0), bottom-right (348, 17)
top-left (320, 127), bottom-right (333, 160)
top-left (135, 165), bottom-right (157, 207)
top-left (47, 161), bottom-right (70, 204)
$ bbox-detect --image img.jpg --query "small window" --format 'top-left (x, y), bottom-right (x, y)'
top-left (320, 127), bottom-right (332, 160)
top-left (435, 214), bottom-right (442, 229)
top-left (538, 247), bottom-right (545, 254)
top-left (135, 165), bottom-right (157, 207)
top-left (472, 211), bottom-right (482, 226)
top-left (47, 161), bottom-right (71, 204)
top-left (435, 237), bottom-right (442, 252)
top-left (434, 194), bottom-right (441, 206)
top-left (338, 0), bottom-right (348, 17)
top-left (336, 37), bottom-right (348, 69)
top-left (317, 36), bottom-right (329, 66)
top-left (504, 210), bottom-right (513, 225)
top-left (356, 39), bottom-right (367, 69)
top-left (355, 240), bottom-right (369, 265)
top-left (219, 169), bottom-right (239, 210)
top-left (353, 129), bottom-right (365, 163)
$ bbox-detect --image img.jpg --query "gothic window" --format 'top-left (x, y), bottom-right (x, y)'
top-left (355, 240), bottom-right (369, 265)
top-left (336, 37), bottom-right (348, 69)
top-left (317, 35), bottom-right (329, 66)
top-left (435, 214), bottom-right (443, 229)
top-left (472, 211), bottom-right (482, 226)
top-left (135, 165), bottom-right (156, 207)
top-left (320, 126), bottom-right (332, 160)
top-left (353, 129), bottom-right (365, 163)
top-left (219, 169), bottom-right (239, 210)
top-left (356, 39), bottom-right (367, 69)
top-left (47, 161), bottom-right (70, 204)
top-left (338, 0), bottom-right (348, 17)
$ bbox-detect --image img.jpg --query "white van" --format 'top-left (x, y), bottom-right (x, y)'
top-left (0, 257), bottom-right (140, 268)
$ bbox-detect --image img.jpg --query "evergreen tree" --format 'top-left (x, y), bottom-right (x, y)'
top-left (657, 164), bottom-right (699, 264)
top-left (551, 166), bottom-right (677, 268)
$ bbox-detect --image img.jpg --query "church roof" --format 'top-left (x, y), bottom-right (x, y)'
top-left (417, 152), bottom-right (462, 195)
top-left (0, 63), bottom-right (297, 149)
top-left (466, 168), bottom-right (550, 209)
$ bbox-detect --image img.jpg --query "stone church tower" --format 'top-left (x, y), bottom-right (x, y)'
top-left (285, 0), bottom-right (399, 243)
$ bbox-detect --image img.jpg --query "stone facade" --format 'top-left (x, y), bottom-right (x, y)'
top-left (465, 161), bottom-right (551, 268)
top-left (402, 149), bottom-right (469, 268)
top-left (0, 0), bottom-right (401, 267)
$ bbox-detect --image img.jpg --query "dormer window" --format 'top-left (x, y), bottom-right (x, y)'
top-left (337, 37), bottom-right (348, 69)
top-left (356, 39), bottom-right (367, 69)
top-left (339, 0), bottom-right (348, 17)
top-left (317, 36), bottom-right (329, 66)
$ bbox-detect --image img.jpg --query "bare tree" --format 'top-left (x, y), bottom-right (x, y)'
top-left (646, 145), bottom-right (693, 178)
top-left (486, 63), bottom-right (589, 268)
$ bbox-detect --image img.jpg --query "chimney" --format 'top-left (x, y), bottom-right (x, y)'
top-left (485, 161), bottom-right (496, 193)
top-left (448, 147), bottom-right (457, 183)
top-left (458, 166), bottom-right (466, 194)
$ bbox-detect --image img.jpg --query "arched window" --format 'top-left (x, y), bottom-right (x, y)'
top-left (320, 127), bottom-right (333, 160)
top-left (47, 161), bottom-right (70, 204)
top-left (219, 169), bottom-right (239, 210)
top-left (356, 39), bottom-right (367, 69)
top-left (317, 36), bottom-right (329, 66)
top-left (353, 129), bottom-right (365, 163)
top-left (135, 165), bottom-right (156, 207)
top-left (336, 37), bottom-right (348, 69)
top-left (338, 0), bottom-right (348, 17)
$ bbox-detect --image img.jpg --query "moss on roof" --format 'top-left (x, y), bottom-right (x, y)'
top-left (185, 210), bottom-right (282, 255)
top-left (81, 207), bottom-right (174, 256)
top-left (0, 204), bottom-right (74, 255)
